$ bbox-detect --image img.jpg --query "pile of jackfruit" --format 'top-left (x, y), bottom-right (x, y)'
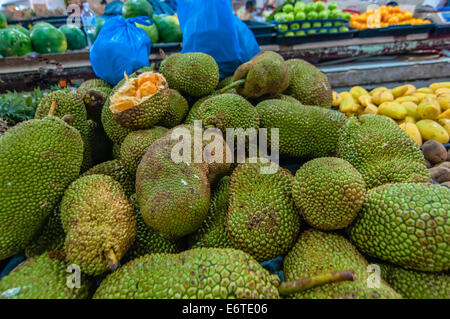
top-left (0, 51), bottom-right (448, 299)
top-left (334, 83), bottom-right (450, 145)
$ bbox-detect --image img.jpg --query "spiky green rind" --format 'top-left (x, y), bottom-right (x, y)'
top-left (217, 76), bottom-right (233, 89)
top-left (284, 230), bottom-right (401, 299)
top-left (0, 117), bottom-right (83, 260)
top-left (81, 160), bottom-right (135, 196)
top-left (0, 252), bottom-right (93, 299)
top-left (159, 89), bottom-right (189, 128)
top-left (184, 92), bottom-right (219, 125)
top-left (159, 52), bottom-right (219, 97)
top-left (284, 59), bottom-right (332, 108)
top-left (292, 157), bottom-right (366, 230)
top-left (93, 248), bottom-right (281, 299)
top-left (348, 183), bottom-right (450, 272)
top-left (189, 176), bottom-right (234, 249)
top-left (112, 143), bottom-right (121, 159)
top-left (101, 100), bottom-right (133, 144)
top-left (60, 175), bottom-right (136, 276)
top-left (227, 161), bottom-right (300, 262)
top-left (120, 126), bottom-right (168, 176)
top-left (256, 99), bottom-right (347, 159)
top-left (337, 115), bottom-right (430, 189)
top-left (78, 79), bottom-right (110, 91)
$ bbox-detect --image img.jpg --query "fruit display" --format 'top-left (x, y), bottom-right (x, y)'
top-left (0, 50), bottom-right (448, 300)
top-left (333, 83), bottom-right (450, 145)
top-left (350, 5), bottom-right (431, 30)
top-left (270, 1), bottom-right (352, 36)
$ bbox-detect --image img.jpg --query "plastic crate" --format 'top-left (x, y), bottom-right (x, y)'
top-left (433, 24), bottom-right (450, 35)
top-left (357, 23), bottom-right (436, 38)
top-left (255, 33), bottom-right (277, 45)
top-left (276, 29), bottom-right (356, 45)
top-left (244, 20), bottom-right (276, 35)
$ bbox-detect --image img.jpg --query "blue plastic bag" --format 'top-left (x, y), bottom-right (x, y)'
top-left (89, 16), bottom-right (152, 85)
top-left (177, 0), bottom-right (260, 78)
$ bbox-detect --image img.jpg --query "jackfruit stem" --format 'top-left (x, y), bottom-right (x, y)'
top-left (124, 71), bottom-right (129, 83)
top-left (278, 270), bottom-right (356, 296)
top-left (48, 100), bottom-right (58, 116)
top-left (105, 249), bottom-right (119, 271)
top-left (220, 79), bottom-right (246, 94)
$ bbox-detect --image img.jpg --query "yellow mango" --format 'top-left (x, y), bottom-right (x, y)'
top-left (395, 95), bottom-right (419, 104)
top-left (332, 91), bottom-right (342, 107)
top-left (401, 102), bottom-right (420, 120)
top-left (358, 95), bottom-right (372, 106)
top-left (350, 86), bottom-right (369, 100)
top-left (399, 122), bottom-right (423, 146)
top-left (417, 97), bottom-right (441, 120)
top-left (437, 109), bottom-right (450, 119)
top-left (429, 82), bottom-right (450, 92)
top-left (377, 102), bottom-right (407, 120)
top-left (339, 91), bottom-right (351, 100)
top-left (369, 87), bottom-right (387, 96)
top-left (416, 120), bottom-right (450, 143)
top-left (363, 104), bottom-right (378, 114)
top-left (437, 93), bottom-right (450, 111)
top-left (437, 119), bottom-right (450, 137)
top-left (413, 92), bottom-right (435, 103)
top-left (403, 84), bottom-right (416, 96)
top-left (339, 96), bottom-right (358, 113)
top-left (404, 116), bottom-right (417, 124)
top-left (373, 89), bottom-right (394, 105)
top-left (391, 85), bottom-right (409, 98)
top-left (435, 88), bottom-right (450, 95)
top-left (416, 87), bottom-right (433, 94)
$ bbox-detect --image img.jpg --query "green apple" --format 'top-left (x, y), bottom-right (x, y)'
top-left (296, 30), bottom-right (306, 36)
top-left (329, 28), bottom-right (338, 33)
top-left (306, 11), bottom-right (318, 20)
top-left (307, 29), bottom-right (317, 34)
top-left (285, 31), bottom-right (295, 37)
top-left (301, 22), bottom-right (311, 28)
top-left (342, 12), bottom-right (352, 21)
top-left (339, 26), bottom-right (349, 32)
top-left (319, 28), bottom-right (328, 33)
top-left (279, 24), bottom-right (289, 31)
top-left (323, 21), bottom-right (333, 27)
top-left (313, 22), bottom-right (322, 28)
top-left (328, 9), bottom-right (340, 19)
top-left (295, 11), bottom-right (306, 20)
top-left (290, 22), bottom-right (300, 30)
top-left (295, 1), bottom-right (305, 11)
top-left (334, 21), bottom-right (343, 27)
top-left (283, 4), bottom-right (294, 13)
top-left (318, 10), bottom-right (328, 19)
top-left (328, 1), bottom-right (338, 11)
top-left (274, 13), bottom-right (284, 21)
top-left (305, 2), bottom-right (315, 13)
top-left (285, 12), bottom-right (295, 21)
top-left (315, 1), bottom-right (326, 12)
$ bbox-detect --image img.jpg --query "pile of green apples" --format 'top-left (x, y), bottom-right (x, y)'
top-left (273, 1), bottom-right (352, 36)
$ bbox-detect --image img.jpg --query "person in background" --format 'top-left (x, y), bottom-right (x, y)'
top-left (237, 0), bottom-right (257, 21)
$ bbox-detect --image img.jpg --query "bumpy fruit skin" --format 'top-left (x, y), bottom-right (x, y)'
top-left (78, 79), bottom-right (111, 90)
top-left (120, 126), bottom-right (168, 176)
top-left (184, 93), bottom-right (218, 125)
top-left (227, 161), bottom-right (300, 262)
top-left (0, 117), bottom-right (8, 136)
top-left (284, 230), bottom-right (401, 299)
top-left (256, 99), bottom-right (347, 159)
top-left (232, 51), bottom-right (290, 98)
top-left (159, 89), bottom-right (189, 128)
top-left (124, 194), bottom-right (179, 261)
top-left (101, 101), bottom-right (133, 144)
top-left (93, 248), bottom-right (281, 299)
top-left (380, 263), bottom-right (450, 299)
top-left (292, 157), bottom-right (366, 230)
top-left (81, 160), bottom-right (135, 196)
top-left (189, 176), bottom-right (235, 249)
top-left (284, 58), bottom-right (332, 108)
top-left (60, 175), bottom-right (136, 276)
top-left (0, 252), bottom-right (92, 299)
top-left (348, 183), bottom-right (449, 272)
top-left (0, 117), bottom-right (83, 260)
top-left (159, 52), bottom-right (219, 97)
top-left (194, 93), bottom-right (259, 133)
top-left (338, 114), bottom-right (430, 189)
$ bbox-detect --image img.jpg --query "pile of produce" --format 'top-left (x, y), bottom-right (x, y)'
top-left (270, 1), bottom-right (351, 36)
top-left (422, 140), bottom-right (450, 187)
top-left (0, 51), bottom-right (448, 299)
top-left (350, 5), bottom-right (431, 30)
top-left (333, 83), bottom-right (450, 145)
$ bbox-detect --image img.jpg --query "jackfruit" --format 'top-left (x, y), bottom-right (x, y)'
top-left (158, 89), bottom-right (189, 128)
top-left (120, 126), bottom-right (168, 176)
top-left (0, 252), bottom-right (92, 299)
top-left (112, 143), bottom-right (121, 159)
top-left (109, 72), bottom-right (170, 129)
top-left (348, 183), bottom-right (449, 272)
top-left (81, 160), bottom-right (135, 196)
top-left (292, 157), bottom-right (366, 230)
top-left (60, 174), bottom-right (136, 276)
top-left (93, 247), bottom-right (356, 299)
top-left (256, 99), bottom-right (347, 159)
top-left (79, 86), bottom-right (112, 122)
top-left (188, 176), bottom-right (234, 249)
top-left (159, 52), bottom-right (219, 97)
top-left (337, 114), bottom-right (430, 189)
top-left (283, 230), bottom-right (401, 299)
top-left (227, 160), bottom-right (300, 262)
top-left (284, 58), bottom-right (332, 107)
top-left (184, 93), bottom-right (218, 125)
top-left (380, 263), bottom-right (450, 299)
top-left (101, 100), bottom-right (133, 145)
top-left (216, 76), bottom-right (233, 89)
top-left (0, 116), bottom-right (83, 260)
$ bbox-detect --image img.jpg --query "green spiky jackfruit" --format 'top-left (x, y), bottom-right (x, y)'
top-left (284, 59), bottom-right (332, 108)
top-left (159, 89), bottom-right (189, 128)
top-left (0, 252), bottom-right (92, 299)
top-left (337, 115), bottom-right (430, 189)
top-left (227, 161), bottom-right (300, 262)
top-left (380, 263), bottom-right (450, 299)
top-left (81, 160), bottom-right (135, 196)
top-left (292, 157), bottom-right (366, 230)
top-left (120, 126), bottom-right (168, 176)
top-left (101, 101), bottom-right (133, 144)
top-left (60, 175), bottom-right (136, 276)
top-left (256, 99), bottom-right (347, 159)
top-left (284, 230), bottom-right (401, 299)
top-left (159, 52), bottom-right (219, 97)
top-left (189, 176), bottom-right (234, 249)
top-left (112, 143), bottom-right (121, 159)
top-left (0, 116), bottom-right (83, 260)
top-left (348, 183), bottom-right (449, 272)
top-left (78, 79), bottom-right (110, 91)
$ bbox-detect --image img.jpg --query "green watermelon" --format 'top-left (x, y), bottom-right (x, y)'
top-left (0, 28), bottom-right (32, 57)
top-left (153, 14), bottom-right (182, 43)
top-left (0, 12), bottom-right (7, 29)
top-left (59, 24), bottom-right (86, 50)
top-left (29, 22), bottom-right (54, 37)
top-left (8, 25), bottom-right (29, 36)
top-left (135, 19), bottom-right (159, 44)
top-left (122, 0), bottom-right (153, 19)
top-left (31, 25), bottom-right (67, 54)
